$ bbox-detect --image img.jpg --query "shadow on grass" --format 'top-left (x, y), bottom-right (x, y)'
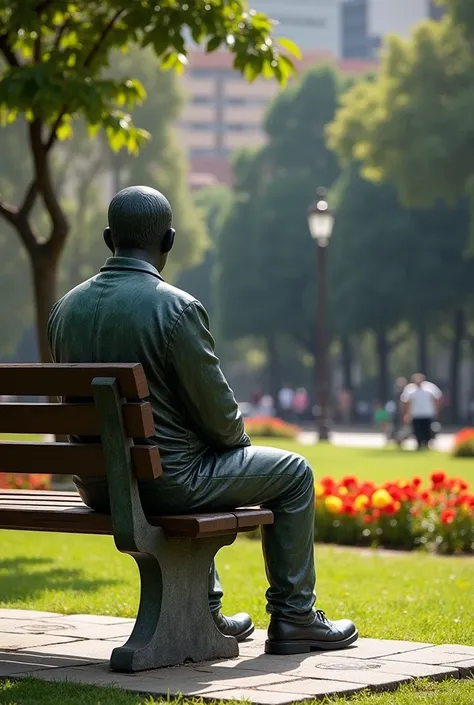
top-left (0, 557), bottom-right (118, 604)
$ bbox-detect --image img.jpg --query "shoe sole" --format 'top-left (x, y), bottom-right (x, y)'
top-left (236, 623), bottom-right (255, 642)
top-left (264, 629), bottom-right (359, 655)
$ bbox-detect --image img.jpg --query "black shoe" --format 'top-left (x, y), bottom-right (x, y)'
top-left (265, 609), bottom-right (358, 655)
top-left (212, 610), bottom-right (255, 642)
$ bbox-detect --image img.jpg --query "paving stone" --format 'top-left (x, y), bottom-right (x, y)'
top-left (41, 622), bottom-right (132, 641)
top-left (203, 688), bottom-right (315, 704)
top-left (19, 638), bottom-right (125, 661)
top-left (46, 614), bottom-right (133, 626)
top-left (190, 658), bottom-right (412, 690)
top-left (27, 665), bottom-right (237, 695)
top-left (0, 633), bottom-right (78, 651)
top-left (384, 645), bottom-right (474, 665)
top-left (0, 609), bottom-right (58, 620)
top-left (448, 660), bottom-right (474, 676)
top-left (315, 638), bottom-right (434, 660)
top-left (263, 678), bottom-right (367, 697)
top-left (204, 653), bottom-right (458, 682)
top-left (0, 649), bottom-right (100, 673)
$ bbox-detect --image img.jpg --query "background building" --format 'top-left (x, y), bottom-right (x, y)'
top-left (251, 0), bottom-right (343, 54)
top-left (178, 51), bottom-right (375, 188)
top-left (341, 0), bottom-right (445, 58)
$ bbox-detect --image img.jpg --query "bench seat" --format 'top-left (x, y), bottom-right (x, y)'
top-left (0, 490), bottom-right (273, 537)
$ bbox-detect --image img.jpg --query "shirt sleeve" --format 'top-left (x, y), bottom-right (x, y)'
top-left (167, 301), bottom-right (251, 450)
top-left (426, 382), bottom-right (443, 399)
top-left (400, 386), bottom-right (411, 403)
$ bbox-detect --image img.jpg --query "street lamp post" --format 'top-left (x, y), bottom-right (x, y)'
top-left (307, 189), bottom-right (335, 442)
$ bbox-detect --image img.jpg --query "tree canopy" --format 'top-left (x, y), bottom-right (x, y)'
top-left (0, 0), bottom-right (300, 360)
top-left (326, 5), bottom-right (474, 238)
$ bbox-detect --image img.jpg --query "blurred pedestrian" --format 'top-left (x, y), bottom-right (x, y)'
top-left (401, 373), bottom-right (443, 450)
top-left (278, 386), bottom-right (294, 421)
top-left (293, 388), bottom-right (309, 423)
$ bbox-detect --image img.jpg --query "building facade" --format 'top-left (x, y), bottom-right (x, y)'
top-left (341, 0), bottom-right (445, 58)
top-left (178, 51), bottom-right (375, 187)
top-left (251, 0), bottom-right (343, 54)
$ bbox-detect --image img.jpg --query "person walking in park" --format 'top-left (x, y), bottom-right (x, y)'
top-left (47, 186), bottom-right (358, 655)
top-left (401, 373), bottom-right (443, 450)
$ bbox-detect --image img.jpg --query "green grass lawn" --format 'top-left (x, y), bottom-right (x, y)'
top-left (253, 438), bottom-right (474, 486)
top-left (0, 441), bottom-right (473, 704)
top-left (0, 677), bottom-right (473, 705)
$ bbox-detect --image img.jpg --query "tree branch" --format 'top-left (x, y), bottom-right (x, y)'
top-left (19, 180), bottom-right (39, 217)
top-left (0, 35), bottom-right (20, 67)
top-left (0, 199), bottom-right (17, 224)
top-left (29, 120), bottom-right (68, 253)
top-left (44, 8), bottom-right (126, 153)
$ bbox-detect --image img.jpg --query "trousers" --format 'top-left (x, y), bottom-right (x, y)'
top-left (75, 445), bottom-right (316, 623)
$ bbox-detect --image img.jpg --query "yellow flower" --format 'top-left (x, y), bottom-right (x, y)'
top-left (338, 486), bottom-right (349, 496)
top-left (325, 495), bottom-right (343, 514)
top-left (315, 483), bottom-right (325, 499)
top-left (354, 494), bottom-right (369, 512)
top-left (371, 489), bottom-right (393, 509)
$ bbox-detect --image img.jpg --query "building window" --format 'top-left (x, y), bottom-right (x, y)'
top-left (192, 96), bottom-right (214, 105)
top-left (188, 123), bottom-right (215, 131)
top-left (273, 15), bottom-right (326, 28)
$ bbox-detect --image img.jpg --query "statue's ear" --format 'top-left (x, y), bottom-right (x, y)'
top-left (103, 227), bottom-right (114, 253)
top-left (161, 228), bottom-right (175, 254)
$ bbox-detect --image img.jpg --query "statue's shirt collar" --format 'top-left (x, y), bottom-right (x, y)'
top-left (100, 257), bottom-right (163, 281)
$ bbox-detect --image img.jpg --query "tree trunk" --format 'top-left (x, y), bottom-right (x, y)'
top-left (449, 309), bottom-right (465, 424)
top-left (416, 322), bottom-right (428, 376)
top-left (265, 332), bottom-right (281, 416)
top-left (31, 252), bottom-right (58, 363)
top-left (375, 330), bottom-right (389, 404)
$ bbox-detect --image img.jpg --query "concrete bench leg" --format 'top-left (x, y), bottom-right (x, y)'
top-left (110, 532), bottom-right (239, 672)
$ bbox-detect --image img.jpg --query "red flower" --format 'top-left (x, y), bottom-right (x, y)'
top-left (340, 475), bottom-right (358, 489)
top-left (440, 509), bottom-right (455, 525)
top-left (412, 477), bottom-right (422, 488)
top-left (430, 470), bottom-right (446, 486)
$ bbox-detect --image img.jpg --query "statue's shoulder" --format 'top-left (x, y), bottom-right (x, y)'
top-left (156, 281), bottom-right (198, 309)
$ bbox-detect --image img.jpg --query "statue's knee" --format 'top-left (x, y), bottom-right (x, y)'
top-left (292, 454), bottom-right (313, 484)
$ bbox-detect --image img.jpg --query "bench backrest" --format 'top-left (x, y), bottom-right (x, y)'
top-left (0, 364), bottom-right (161, 480)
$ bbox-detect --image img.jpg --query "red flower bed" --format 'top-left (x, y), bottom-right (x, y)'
top-left (245, 416), bottom-right (300, 440)
top-left (315, 471), bottom-right (473, 555)
top-left (0, 473), bottom-right (52, 490)
top-left (452, 428), bottom-right (474, 457)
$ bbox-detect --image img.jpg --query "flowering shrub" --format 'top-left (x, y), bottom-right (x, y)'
top-left (0, 473), bottom-right (52, 490)
top-left (244, 416), bottom-right (300, 439)
top-left (315, 471), bottom-right (473, 555)
top-left (452, 428), bottom-right (474, 457)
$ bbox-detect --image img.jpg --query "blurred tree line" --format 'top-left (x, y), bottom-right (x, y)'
top-left (178, 62), bottom-right (474, 422)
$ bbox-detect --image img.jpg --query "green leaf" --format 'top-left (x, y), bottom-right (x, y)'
top-left (56, 120), bottom-right (73, 141)
top-left (278, 37), bottom-right (302, 60)
top-left (206, 36), bottom-right (221, 53)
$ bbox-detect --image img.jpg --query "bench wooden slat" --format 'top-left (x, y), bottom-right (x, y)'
top-left (0, 491), bottom-right (274, 538)
top-left (0, 364), bottom-right (148, 399)
top-left (0, 442), bottom-right (162, 479)
top-left (0, 402), bottom-right (154, 437)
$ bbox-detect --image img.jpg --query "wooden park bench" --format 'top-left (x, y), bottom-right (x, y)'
top-left (0, 363), bottom-right (273, 672)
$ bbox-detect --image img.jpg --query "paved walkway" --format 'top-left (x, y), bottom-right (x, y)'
top-left (298, 431), bottom-right (454, 452)
top-left (0, 609), bottom-right (472, 703)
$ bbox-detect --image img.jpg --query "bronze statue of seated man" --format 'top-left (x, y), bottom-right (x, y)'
top-left (48, 185), bottom-right (358, 654)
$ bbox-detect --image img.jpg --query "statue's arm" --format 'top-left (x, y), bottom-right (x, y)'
top-left (167, 301), bottom-right (251, 450)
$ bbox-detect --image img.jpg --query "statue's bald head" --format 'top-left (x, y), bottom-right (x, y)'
top-left (107, 186), bottom-right (173, 250)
